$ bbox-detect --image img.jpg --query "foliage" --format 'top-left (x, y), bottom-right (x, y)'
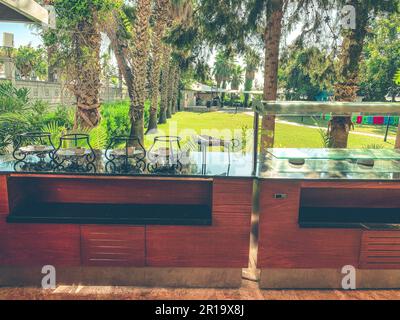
top-left (14, 45), bottom-right (48, 80)
top-left (42, 105), bottom-right (74, 129)
top-left (395, 68), bottom-right (400, 85)
top-left (0, 81), bottom-right (30, 113)
top-left (52, 0), bottom-right (119, 26)
top-left (279, 46), bottom-right (336, 101)
top-left (213, 51), bottom-right (235, 88)
top-left (99, 100), bottom-right (150, 144)
top-left (42, 121), bottom-right (66, 146)
top-left (0, 82), bottom-right (53, 153)
top-left (359, 12), bottom-right (400, 101)
top-left (230, 64), bottom-right (244, 90)
top-left (42, 0), bottom-right (121, 128)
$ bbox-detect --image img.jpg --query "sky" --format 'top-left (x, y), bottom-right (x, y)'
top-left (0, 21), bottom-right (300, 89)
top-left (0, 22), bottom-right (42, 47)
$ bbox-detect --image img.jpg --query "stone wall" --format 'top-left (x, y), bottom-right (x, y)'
top-left (1, 79), bottom-right (128, 106)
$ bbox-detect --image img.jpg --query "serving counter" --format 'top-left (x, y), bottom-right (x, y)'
top-left (0, 152), bottom-right (253, 287)
top-left (257, 148), bottom-right (400, 289)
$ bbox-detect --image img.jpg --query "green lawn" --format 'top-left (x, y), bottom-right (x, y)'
top-left (280, 116), bottom-right (398, 138)
top-left (144, 111), bottom-right (395, 149)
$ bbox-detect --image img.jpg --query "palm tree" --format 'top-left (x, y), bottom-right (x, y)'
top-left (167, 61), bottom-right (177, 118)
top-left (147, 0), bottom-right (171, 133)
top-left (213, 51), bottom-right (234, 106)
top-left (172, 67), bottom-right (180, 113)
top-left (198, 0), bottom-right (335, 149)
top-left (244, 48), bottom-right (260, 107)
top-left (230, 64), bottom-right (244, 90)
top-left (42, 0), bottom-right (118, 129)
top-left (103, 1), bottom-right (152, 142)
top-left (129, 0), bottom-right (152, 141)
top-left (259, 0), bottom-right (284, 150)
top-left (158, 0), bottom-right (193, 123)
top-left (159, 45), bottom-right (171, 124)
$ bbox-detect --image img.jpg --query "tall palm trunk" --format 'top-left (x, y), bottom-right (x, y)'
top-left (104, 14), bottom-right (134, 103)
top-left (166, 63), bottom-right (173, 118)
top-left (73, 21), bottom-right (102, 129)
top-left (130, 0), bottom-right (152, 142)
top-left (221, 80), bottom-right (227, 107)
top-left (328, 0), bottom-right (369, 148)
top-left (147, 0), bottom-right (170, 133)
top-left (244, 69), bottom-right (255, 108)
top-left (260, 0), bottom-right (284, 151)
top-left (172, 67), bottom-right (180, 113)
top-left (118, 68), bottom-right (123, 99)
top-left (395, 125), bottom-right (400, 148)
top-left (159, 45), bottom-right (170, 124)
top-left (167, 62), bottom-right (177, 117)
top-left (47, 45), bottom-right (57, 82)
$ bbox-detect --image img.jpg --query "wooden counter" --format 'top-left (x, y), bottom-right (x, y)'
top-left (0, 174), bottom-right (253, 287)
top-left (257, 179), bottom-right (400, 289)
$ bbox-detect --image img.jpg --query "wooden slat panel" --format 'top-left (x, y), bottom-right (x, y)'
top-left (360, 231), bottom-right (400, 269)
top-left (0, 175), bottom-right (8, 215)
top-left (81, 226), bottom-right (145, 267)
top-left (257, 181), bottom-right (362, 269)
top-left (8, 177), bottom-right (212, 205)
top-left (0, 221), bottom-right (80, 266)
top-left (146, 178), bottom-right (253, 267)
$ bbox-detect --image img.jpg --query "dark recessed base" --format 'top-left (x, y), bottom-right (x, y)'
top-left (299, 206), bottom-right (400, 229)
top-left (8, 202), bottom-right (212, 226)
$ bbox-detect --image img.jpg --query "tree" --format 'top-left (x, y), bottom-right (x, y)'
top-left (279, 46), bottom-right (336, 101)
top-left (158, 0), bottom-right (194, 123)
top-left (328, 0), bottom-right (398, 148)
top-left (43, 0), bottom-right (116, 129)
top-left (257, 0), bottom-right (285, 149)
top-left (14, 45), bottom-right (47, 80)
top-left (244, 48), bottom-right (261, 107)
top-left (213, 50), bottom-right (234, 105)
top-left (230, 64), bottom-right (244, 90)
top-left (104, 0), bottom-right (152, 142)
top-left (147, 0), bottom-right (170, 133)
top-left (199, 0), bottom-right (314, 148)
top-left (158, 44), bottom-right (171, 123)
top-left (130, 0), bottom-right (152, 141)
top-left (359, 12), bottom-right (400, 102)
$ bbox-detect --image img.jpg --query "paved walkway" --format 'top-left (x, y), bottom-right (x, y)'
top-left (1, 281), bottom-right (400, 300)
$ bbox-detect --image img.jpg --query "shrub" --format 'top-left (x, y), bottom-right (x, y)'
top-left (100, 100), bottom-right (150, 143)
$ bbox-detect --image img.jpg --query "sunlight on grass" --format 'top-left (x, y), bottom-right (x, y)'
top-left (144, 111), bottom-right (395, 150)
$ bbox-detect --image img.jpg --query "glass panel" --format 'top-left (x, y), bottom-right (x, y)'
top-left (267, 148), bottom-right (400, 160)
top-left (254, 101), bottom-right (400, 116)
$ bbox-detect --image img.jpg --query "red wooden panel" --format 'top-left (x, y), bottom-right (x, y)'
top-left (146, 178), bottom-right (252, 267)
top-left (8, 176), bottom-right (212, 205)
top-left (257, 181), bottom-right (362, 269)
top-left (360, 231), bottom-right (400, 269)
top-left (81, 226), bottom-right (145, 267)
top-left (0, 220), bottom-right (80, 266)
top-left (0, 175), bottom-right (9, 215)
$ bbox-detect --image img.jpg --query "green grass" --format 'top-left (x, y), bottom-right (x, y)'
top-left (144, 111), bottom-right (395, 149)
top-left (280, 116), bottom-right (397, 138)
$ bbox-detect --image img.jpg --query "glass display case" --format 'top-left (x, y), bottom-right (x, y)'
top-left (259, 148), bottom-right (400, 180)
top-left (253, 100), bottom-right (400, 180)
